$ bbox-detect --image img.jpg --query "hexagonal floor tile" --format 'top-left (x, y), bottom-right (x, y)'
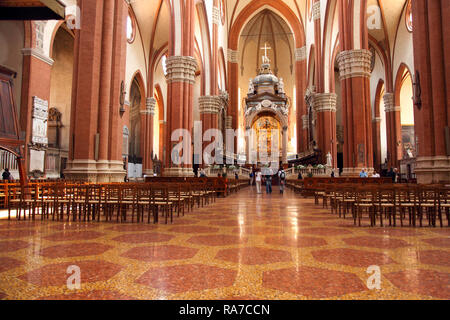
top-left (231, 226), bottom-right (282, 235)
top-left (422, 238), bottom-right (450, 248)
top-left (417, 250), bottom-right (450, 267)
top-left (19, 260), bottom-right (123, 287)
top-left (208, 220), bottom-right (250, 227)
top-left (265, 220), bottom-right (312, 227)
top-left (385, 269), bottom-right (450, 299)
top-left (194, 214), bottom-right (230, 220)
top-left (121, 245), bottom-right (198, 262)
top-left (311, 248), bottom-right (396, 267)
top-left (39, 243), bottom-right (113, 258)
top-left (49, 223), bottom-right (100, 231)
top-left (112, 233), bottom-right (174, 244)
top-left (263, 266), bottom-right (367, 298)
top-left (365, 229), bottom-right (423, 237)
top-left (300, 227), bottom-right (353, 236)
top-left (215, 247), bottom-right (291, 265)
top-left (0, 257), bottom-right (23, 273)
top-left (136, 264), bottom-right (236, 294)
top-left (168, 226), bottom-right (220, 234)
top-left (107, 224), bottom-right (157, 232)
top-left (43, 231), bottom-right (105, 242)
top-left (0, 240), bottom-right (30, 253)
top-left (0, 229), bottom-right (38, 239)
top-left (343, 236), bottom-right (410, 249)
top-left (265, 236), bottom-right (327, 248)
top-left (37, 290), bottom-right (136, 300)
top-left (188, 235), bottom-right (247, 246)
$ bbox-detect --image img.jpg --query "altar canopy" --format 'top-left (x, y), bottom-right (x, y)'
top-left (244, 45), bottom-right (289, 165)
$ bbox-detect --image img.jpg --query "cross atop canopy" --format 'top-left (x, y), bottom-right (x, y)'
top-left (261, 42), bottom-right (271, 64)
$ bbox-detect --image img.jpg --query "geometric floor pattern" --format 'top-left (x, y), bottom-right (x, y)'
top-left (0, 188), bottom-right (449, 300)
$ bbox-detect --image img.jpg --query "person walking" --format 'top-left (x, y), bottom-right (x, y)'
top-left (265, 172), bottom-right (273, 194)
top-left (249, 170), bottom-right (254, 186)
top-left (278, 169), bottom-right (286, 194)
top-left (255, 171), bottom-right (262, 194)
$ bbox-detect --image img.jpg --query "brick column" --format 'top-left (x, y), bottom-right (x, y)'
top-left (141, 97), bottom-right (156, 175)
top-left (65, 0), bottom-right (127, 182)
top-left (227, 49), bottom-right (239, 151)
top-left (164, 56), bottom-right (197, 176)
top-left (20, 48), bottom-right (54, 175)
top-left (314, 93), bottom-right (337, 167)
top-left (295, 46), bottom-right (307, 153)
top-left (411, 0), bottom-right (450, 183)
top-left (199, 95), bottom-right (221, 166)
top-left (372, 117), bottom-right (382, 171)
top-left (337, 49), bottom-right (374, 176)
top-left (383, 92), bottom-right (402, 168)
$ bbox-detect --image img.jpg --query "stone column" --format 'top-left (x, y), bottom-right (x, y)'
top-left (337, 49), bottom-right (374, 176)
top-left (314, 93), bottom-right (337, 167)
top-left (411, 0), bottom-right (450, 183)
top-left (141, 97), bottom-right (156, 175)
top-left (383, 92), bottom-right (402, 168)
top-left (65, 0), bottom-right (127, 182)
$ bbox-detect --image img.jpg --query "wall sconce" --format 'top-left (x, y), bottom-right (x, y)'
top-left (119, 80), bottom-right (126, 117)
top-left (412, 71), bottom-right (422, 110)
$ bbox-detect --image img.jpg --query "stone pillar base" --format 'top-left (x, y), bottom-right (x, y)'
top-left (64, 160), bottom-right (126, 183)
top-left (163, 167), bottom-right (195, 177)
top-left (341, 167), bottom-right (374, 177)
top-left (143, 169), bottom-right (154, 177)
top-left (415, 156), bottom-right (450, 184)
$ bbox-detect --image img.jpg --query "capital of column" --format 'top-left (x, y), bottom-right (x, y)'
top-left (295, 46), bottom-right (307, 62)
top-left (302, 115), bottom-right (309, 129)
top-left (212, 6), bottom-right (220, 25)
top-left (383, 93), bottom-right (400, 112)
top-left (21, 48), bottom-right (54, 66)
top-left (312, 1), bottom-right (321, 20)
top-left (336, 49), bottom-right (372, 80)
top-left (313, 93), bottom-right (337, 113)
top-left (372, 117), bottom-right (382, 123)
top-left (225, 116), bottom-right (233, 129)
top-left (227, 49), bottom-right (239, 64)
top-left (141, 97), bottom-right (156, 116)
top-left (165, 56), bottom-right (197, 84)
top-left (199, 96), bottom-right (221, 115)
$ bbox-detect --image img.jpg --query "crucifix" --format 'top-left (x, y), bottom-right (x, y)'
top-left (261, 42), bottom-right (271, 64)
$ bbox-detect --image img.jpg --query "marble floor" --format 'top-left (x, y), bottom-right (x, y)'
top-left (0, 188), bottom-right (448, 300)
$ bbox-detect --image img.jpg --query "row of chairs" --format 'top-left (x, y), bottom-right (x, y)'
top-left (6, 181), bottom-right (220, 224)
top-left (287, 181), bottom-right (450, 227)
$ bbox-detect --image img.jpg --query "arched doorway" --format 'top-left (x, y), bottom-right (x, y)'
top-left (127, 76), bottom-right (145, 179)
top-left (395, 66), bottom-right (415, 181)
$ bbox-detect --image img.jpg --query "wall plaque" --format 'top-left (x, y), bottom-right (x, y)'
top-left (31, 96), bottom-right (49, 145)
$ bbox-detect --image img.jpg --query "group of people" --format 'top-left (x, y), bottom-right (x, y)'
top-left (359, 168), bottom-right (380, 178)
top-left (249, 168), bottom-right (287, 195)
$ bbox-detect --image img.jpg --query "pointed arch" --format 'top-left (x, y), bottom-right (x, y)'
top-left (229, 0), bottom-right (305, 50)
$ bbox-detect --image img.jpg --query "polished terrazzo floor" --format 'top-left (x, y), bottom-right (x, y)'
top-left (0, 188), bottom-right (449, 300)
